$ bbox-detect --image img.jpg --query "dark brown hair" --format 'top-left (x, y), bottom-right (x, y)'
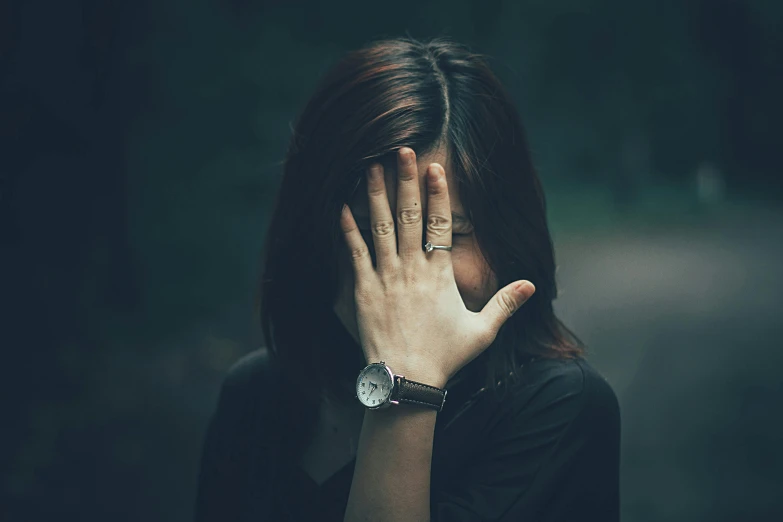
top-left (256, 36), bottom-right (585, 410)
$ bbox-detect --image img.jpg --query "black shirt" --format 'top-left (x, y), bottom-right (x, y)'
top-left (194, 348), bottom-right (620, 522)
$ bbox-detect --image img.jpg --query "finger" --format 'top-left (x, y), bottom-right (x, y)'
top-left (340, 203), bottom-right (374, 279)
top-left (424, 163), bottom-right (452, 267)
top-left (478, 281), bottom-right (536, 339)
top-left (366, 163), bottom-right (397, 271)
top-left (396, 147), bottom-right (424, 259)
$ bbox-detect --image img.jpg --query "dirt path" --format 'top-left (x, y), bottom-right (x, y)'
top-left (552, 204), bottom-right (783, 520)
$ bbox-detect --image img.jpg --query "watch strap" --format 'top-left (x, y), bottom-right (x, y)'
top-left (394, 376), bottom-right (448, 411)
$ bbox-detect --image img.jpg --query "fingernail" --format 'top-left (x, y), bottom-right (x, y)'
top-left (428, 168), bottom-right (440, 183)
top-left (515, 281), bottom-right (535, 294)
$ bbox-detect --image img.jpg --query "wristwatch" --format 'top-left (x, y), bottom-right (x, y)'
top-left (355, 361), bottom-right (448, 411)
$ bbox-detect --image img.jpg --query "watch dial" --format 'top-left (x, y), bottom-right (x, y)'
top-left (357, 364), bottom-right (393, 407)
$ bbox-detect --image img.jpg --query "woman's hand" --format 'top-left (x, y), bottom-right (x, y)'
top-left (340, 147), bottom-right (536, 388)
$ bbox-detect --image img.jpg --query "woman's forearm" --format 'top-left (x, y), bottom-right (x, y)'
top-left (343, 404), bottom-right (438, 522)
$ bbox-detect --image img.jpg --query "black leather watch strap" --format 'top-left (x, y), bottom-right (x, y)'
top-left (393, 376), bottom-right (448, 411)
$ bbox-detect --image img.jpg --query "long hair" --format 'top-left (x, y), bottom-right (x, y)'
top-left (256, 36), bottom-right (585, 415)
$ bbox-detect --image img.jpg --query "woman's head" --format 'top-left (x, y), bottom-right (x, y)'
top-left (258, 36), bottom-right (584, 404)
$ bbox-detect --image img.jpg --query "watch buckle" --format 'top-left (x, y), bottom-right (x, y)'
top-left (389, 375), bottom-right (403, 406)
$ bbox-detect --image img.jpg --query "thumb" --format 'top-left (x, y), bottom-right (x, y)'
top-left (478, 281), bottom-right (536, 338)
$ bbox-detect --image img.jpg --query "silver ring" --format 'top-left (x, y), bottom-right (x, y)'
top-left (424, 241), bottom-right (453, 253)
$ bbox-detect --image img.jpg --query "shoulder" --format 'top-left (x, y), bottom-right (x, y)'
top-left (506, 357), bottom-right (620, 432)
top-left (214, 347), bottom-right (281, 413)
top-left (514, 356), bottom-right (618, 406)
top-left (196, 348), bottom-right (281, 516)
top-left (221, 346), bottom-right (278, 391)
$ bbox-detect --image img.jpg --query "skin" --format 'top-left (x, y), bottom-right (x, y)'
top-left (332, 143), bottom-right (500, 355)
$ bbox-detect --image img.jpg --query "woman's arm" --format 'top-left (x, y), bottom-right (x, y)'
top-left (338, 148), bottom-right (532, 522)
top-left (344, 404), bottom-right (439, 522)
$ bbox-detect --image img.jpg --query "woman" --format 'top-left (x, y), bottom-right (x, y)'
top-left (194, 36), bottom-right (620, 522)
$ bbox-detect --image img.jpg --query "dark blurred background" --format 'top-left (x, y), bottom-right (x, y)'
top-left (2, 0), bottom-right (782, 520)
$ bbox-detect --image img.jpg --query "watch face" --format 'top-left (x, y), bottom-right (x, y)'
top-left (356, 363), bottom-right (394, 408)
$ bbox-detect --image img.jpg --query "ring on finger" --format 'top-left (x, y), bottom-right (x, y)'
top-left (423, 242), bottom-right (453, 253)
